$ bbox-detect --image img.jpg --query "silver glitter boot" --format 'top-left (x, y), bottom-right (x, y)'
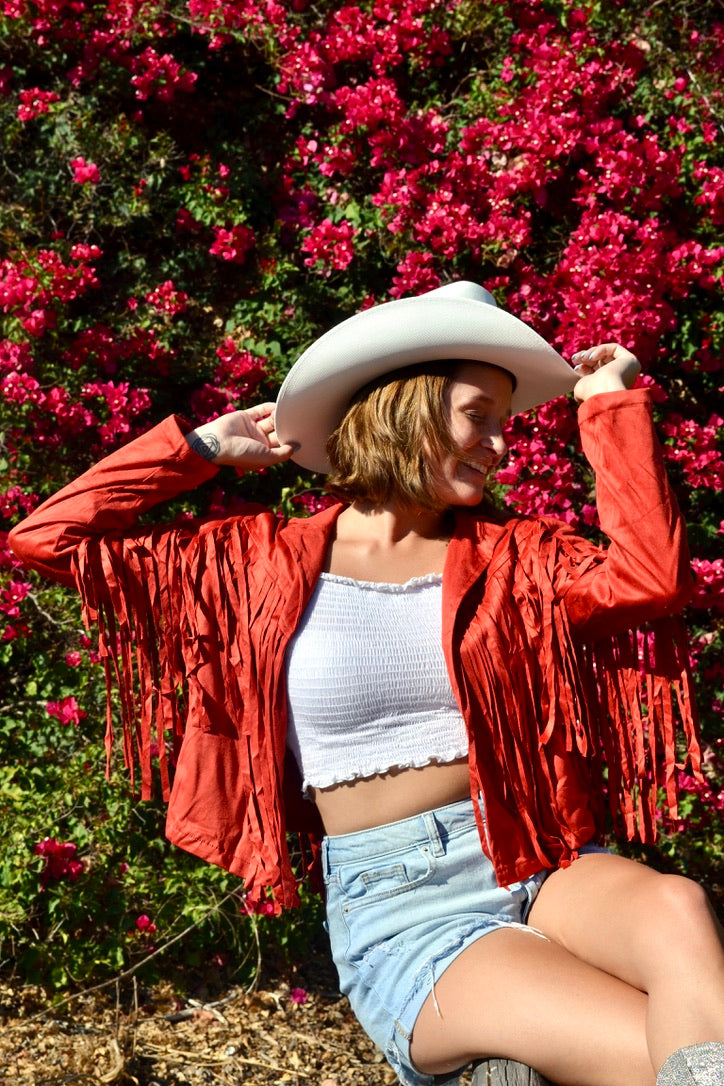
top-left (656, 1043), bottom-right (724, 1086)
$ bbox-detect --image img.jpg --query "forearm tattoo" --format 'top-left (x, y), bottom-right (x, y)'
top-left (190, 434), bottom-right (221, 461)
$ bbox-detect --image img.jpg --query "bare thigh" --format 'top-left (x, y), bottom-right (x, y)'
top-left (527, 851), bottom-right (723, 990)
top-left (410, 925), bottom-right (653, 1086)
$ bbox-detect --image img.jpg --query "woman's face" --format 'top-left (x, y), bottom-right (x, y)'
top-left (429, 361), bottom-right (513, 508)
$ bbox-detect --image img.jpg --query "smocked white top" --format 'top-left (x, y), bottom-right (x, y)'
top-left (285, 571), bottom-right (469, 794)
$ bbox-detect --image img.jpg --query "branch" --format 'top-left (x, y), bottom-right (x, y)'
top-left (9, 887), bottom-right (247, 1029)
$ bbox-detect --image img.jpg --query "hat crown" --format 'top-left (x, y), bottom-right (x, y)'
top-left (429, 281), bottom-right (497, 307)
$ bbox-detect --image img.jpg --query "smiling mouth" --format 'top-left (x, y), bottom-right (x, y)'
top-left (460, 459), bottom-right (491, 479)
top-left (469, 463), bottom-right (487, 477)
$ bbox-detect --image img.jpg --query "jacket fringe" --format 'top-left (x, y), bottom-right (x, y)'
top-left (587, 617), bottom-right (701, 841)
top-left (456, 518), bottom-right (702, 884)
top-left (75, 527), bottom-right (192, 802)
top-left (539, 518), bottom-right (702, 844)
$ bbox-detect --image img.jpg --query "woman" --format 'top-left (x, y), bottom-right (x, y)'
top-left (9, 281), bottom-right (724, 1086)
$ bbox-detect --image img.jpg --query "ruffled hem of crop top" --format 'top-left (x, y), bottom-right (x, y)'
top-left (284, 571), bottom-right (470, 794)
top-left (312, 571), bottom-right (445, 590)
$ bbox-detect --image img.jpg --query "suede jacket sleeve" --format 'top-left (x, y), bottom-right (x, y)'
top-left (8, 416), bottom-right (219, 587)
top-left (556, 388), bottom-right (693, 640)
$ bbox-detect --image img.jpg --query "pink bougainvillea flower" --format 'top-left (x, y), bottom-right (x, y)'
top-left (189, 341), bottom-right (267, 421)
top-left (241, 892), bottom-right (281, 917)
top-left (33, 838), bottom-right (84, 887)
top-left (21, 307), bottom-right (54, 337)
top-left (389, 250), bottom-right (440, 298)
top-left (293, 492), bottom-right (337, 515)
top-left (214, 340), bottom-right (266, 394)
top-left (17, 88), bottom-right (60, 122)
top-left (0, 339), bottom-right (33, 373)
top-left (144, 279), bottom-right (189, 315)
top-left (80, 379), bottom-right (152, 445)
top-left (660, 413), bottom-right (724, 490)
top-left (0, 578), bottom-right (31, 618)
top-left (70, 157), bottom-right (101, 184)
top-left (0, 485), bottom-right (37, 520)
top-left (301, 218), bottom-right (356, 274)
top-left (130, 47), bottom-right (197, 102)
top-left (175, 207), bottom-right (203, 234)
top-left (289, 987), bottom-right (308, 1004)
top-left (69, 243), bottom-right (102, 262)
top-left (78, 634), bottom-right (102, 664)
top-left (690, 559), bottom-right (724, 612)
top-left (208, 224), bottom-right (255, 263)
top-left (45, 695), bottom-right (87, 725)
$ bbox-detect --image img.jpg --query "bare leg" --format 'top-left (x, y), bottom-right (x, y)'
top-left (410, 855), bottom-right (724, 1085)
top-left (410, 925), bottom-right (654, 1086)
top-left (527, 854), bottom-right (724, 1071)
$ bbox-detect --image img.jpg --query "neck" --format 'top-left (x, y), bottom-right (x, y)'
top-left (345, 500), bottom-right (452, 544)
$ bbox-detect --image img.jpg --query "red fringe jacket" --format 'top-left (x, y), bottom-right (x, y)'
top-left (9, 389), bottom-right (702, 908)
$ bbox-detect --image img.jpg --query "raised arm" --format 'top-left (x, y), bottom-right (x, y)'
top-left (8, 403), bottom-right (295, 587)
top-left (559, 345), bottom-right (693, 638)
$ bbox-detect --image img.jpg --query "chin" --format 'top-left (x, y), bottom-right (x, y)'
top-left (440, 487), bottom-right (487, 508)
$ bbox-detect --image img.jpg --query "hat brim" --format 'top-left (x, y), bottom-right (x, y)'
top-left (275, 292), bottom-right (577, 474)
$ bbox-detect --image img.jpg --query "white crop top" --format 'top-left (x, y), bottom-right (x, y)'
top-left (285, 571), bottom-right (469, 794)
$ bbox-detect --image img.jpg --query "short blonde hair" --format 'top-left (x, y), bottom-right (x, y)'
top-left (325, 363), bottom-right (459, 511)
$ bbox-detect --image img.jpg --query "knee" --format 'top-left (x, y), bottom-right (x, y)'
top-left (656, 873), bottom-right (712, 922)
top-left (646, 874), bottom-right (718, 955)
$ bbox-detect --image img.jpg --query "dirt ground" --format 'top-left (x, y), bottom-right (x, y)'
top-left (0, 923), bottom-right (486, 1086)
top-left (0, 967), bottom-right (401, 1086)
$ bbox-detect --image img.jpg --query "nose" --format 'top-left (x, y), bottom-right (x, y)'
top-left (482, 427), bottom-right (507, 465)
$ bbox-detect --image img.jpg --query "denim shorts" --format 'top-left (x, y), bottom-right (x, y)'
top-left (322, 797), bottom-right (555, 1086)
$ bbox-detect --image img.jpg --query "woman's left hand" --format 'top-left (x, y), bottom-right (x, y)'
top-left (571, 343), bottom-right (641, 402)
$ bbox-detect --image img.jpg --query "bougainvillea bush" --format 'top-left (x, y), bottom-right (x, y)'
top-left (0, 0), bottom-right (722, 989)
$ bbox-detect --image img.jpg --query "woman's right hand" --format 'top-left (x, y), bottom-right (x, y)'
top-left (184, 403), bottom-right (297, 472)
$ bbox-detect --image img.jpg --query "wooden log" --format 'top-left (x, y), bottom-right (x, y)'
top-left (470, 1058), bottom-right (552, 1085)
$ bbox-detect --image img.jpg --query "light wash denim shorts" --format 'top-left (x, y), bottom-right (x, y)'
top-left (321, 797), bottom-right (554, 1086)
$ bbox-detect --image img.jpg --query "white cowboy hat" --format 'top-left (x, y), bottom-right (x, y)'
top-left (275, 280), bottom-right (577, 473)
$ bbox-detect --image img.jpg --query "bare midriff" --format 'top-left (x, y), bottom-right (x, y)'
top-left (313, 505), bottom-right (472, 836)
top-left (311, 757), bottom-right (471, 836)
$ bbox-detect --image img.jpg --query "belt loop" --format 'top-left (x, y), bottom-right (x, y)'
top-left (422, 810), bottom-right (444, 857)
top-left (320, 837), bottom-right (331, 880)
